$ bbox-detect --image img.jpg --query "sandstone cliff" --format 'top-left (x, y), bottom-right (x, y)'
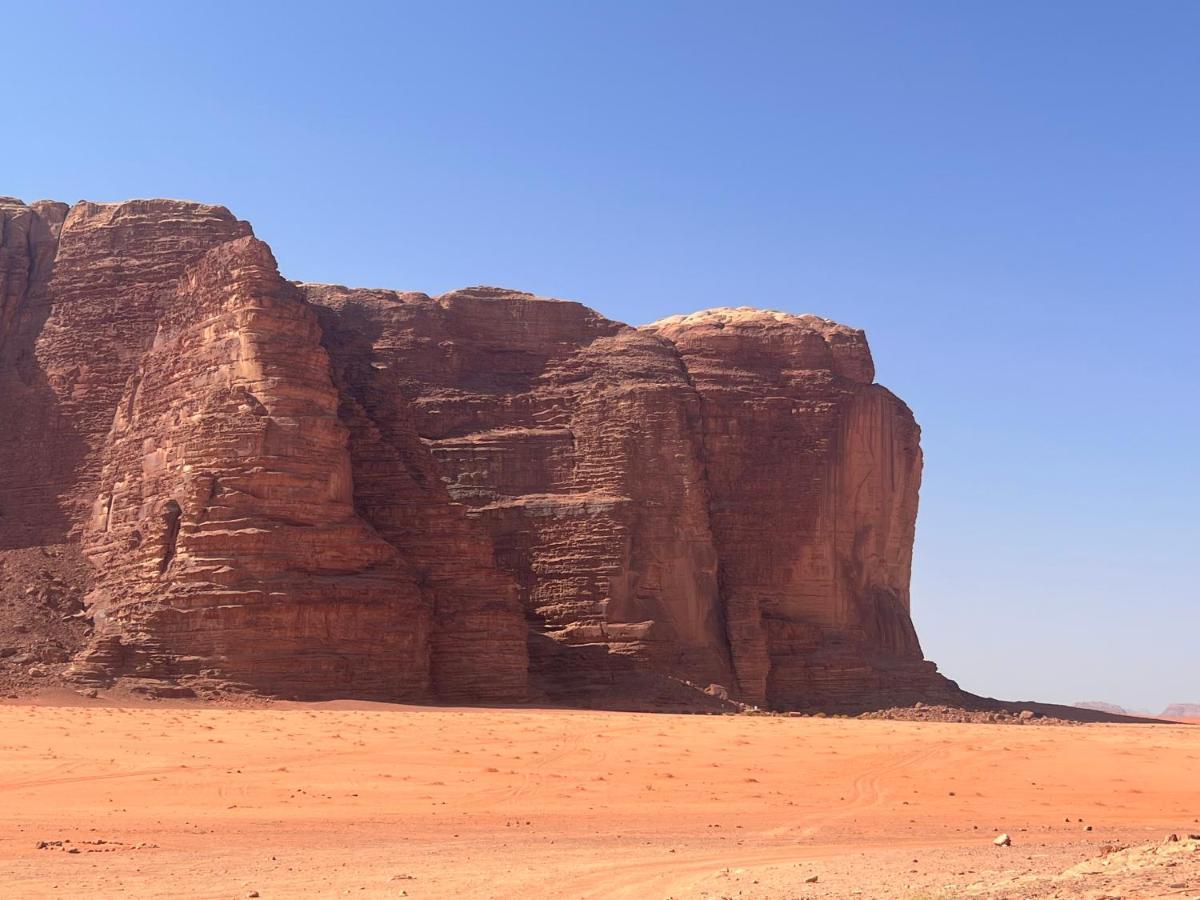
top-left (0, 196), bottom-right (956, 709)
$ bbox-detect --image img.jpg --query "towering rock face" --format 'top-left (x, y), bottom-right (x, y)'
top-left (0, 200), bottom-right (523, 702)
top-left (646, 310), bottom-right (934, 708)
top-left (0, 196), bottom-right (954, 709)
top-left (1, 198), bottom-right (250, 548)
top-left (75, 237), bottom-right (436, 699)
top-left (305, 286), bottom-right (731, 703)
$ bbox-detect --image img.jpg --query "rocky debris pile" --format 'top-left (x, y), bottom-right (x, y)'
top-left (967, 832), bottom-right (1200, 897)
top-left (35, 838), bottom-right (157, 854)
top-left (0, 545), bottom-right (92, 695)
top-left (1063, 832), bottom-right (1200, 878)
top-left (855, 703), bottom-right (1081, 725)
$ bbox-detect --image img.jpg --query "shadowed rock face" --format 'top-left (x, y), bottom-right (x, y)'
top-left (0, 197), bottom-right (955, 708)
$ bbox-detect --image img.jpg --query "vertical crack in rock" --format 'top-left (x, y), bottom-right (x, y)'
top-left (308, 291), bottom-right (528, 703)
top-left (158, 500), bottom-right (181, 575)
top-left (642, 328), bottom-right (740, 696)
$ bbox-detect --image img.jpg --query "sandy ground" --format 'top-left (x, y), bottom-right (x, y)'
top-left (0, 695), bottom-right (1197, 899)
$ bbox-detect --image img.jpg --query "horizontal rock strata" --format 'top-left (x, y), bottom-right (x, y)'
top-left (0, 196), bottom-right (956, 709)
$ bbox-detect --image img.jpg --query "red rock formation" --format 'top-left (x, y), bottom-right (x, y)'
top-left (645, 309), bottom-right (941, 708)
top-left (0, 196), bottom-right (954, 709)
top-left (304, 286), bottom-right (732, 704)
top-left (1, 198), bottom-right (248, 549)
top-left (74, 236), bottom-right (440, 699)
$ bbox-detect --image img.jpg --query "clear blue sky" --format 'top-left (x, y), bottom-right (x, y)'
top-left (7, 1), bottom-right (1197, 712)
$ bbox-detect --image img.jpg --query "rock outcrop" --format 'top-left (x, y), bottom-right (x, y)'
top-left (0, 196), bottom-right (955, 709)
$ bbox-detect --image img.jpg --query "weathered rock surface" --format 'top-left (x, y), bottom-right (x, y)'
top-left (0, 196), bottom-right (955, 709)
top-left (644, 308), bottom-right (940, 708)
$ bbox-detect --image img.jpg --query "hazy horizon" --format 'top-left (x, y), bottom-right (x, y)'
top-left (6, 2), bottom-right (1196, 711)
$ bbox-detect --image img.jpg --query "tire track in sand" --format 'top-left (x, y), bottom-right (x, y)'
top-left (545, 740), bottom-right (955, 898)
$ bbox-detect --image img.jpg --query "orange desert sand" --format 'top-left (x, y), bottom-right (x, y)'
top-left (1, 696), bottom-right (1197, 898)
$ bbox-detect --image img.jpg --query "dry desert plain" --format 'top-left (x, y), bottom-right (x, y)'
top-left (1, 694), bottom-right (1197, 899)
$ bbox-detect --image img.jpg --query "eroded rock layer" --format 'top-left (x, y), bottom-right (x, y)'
top-left (0, 196), bottom-right (955, 708)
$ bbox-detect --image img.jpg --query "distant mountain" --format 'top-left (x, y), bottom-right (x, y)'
top-left (1074, 701), bottom-right (1132, 715)
top-left (1161, 703), bottom-right (1200, 718)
